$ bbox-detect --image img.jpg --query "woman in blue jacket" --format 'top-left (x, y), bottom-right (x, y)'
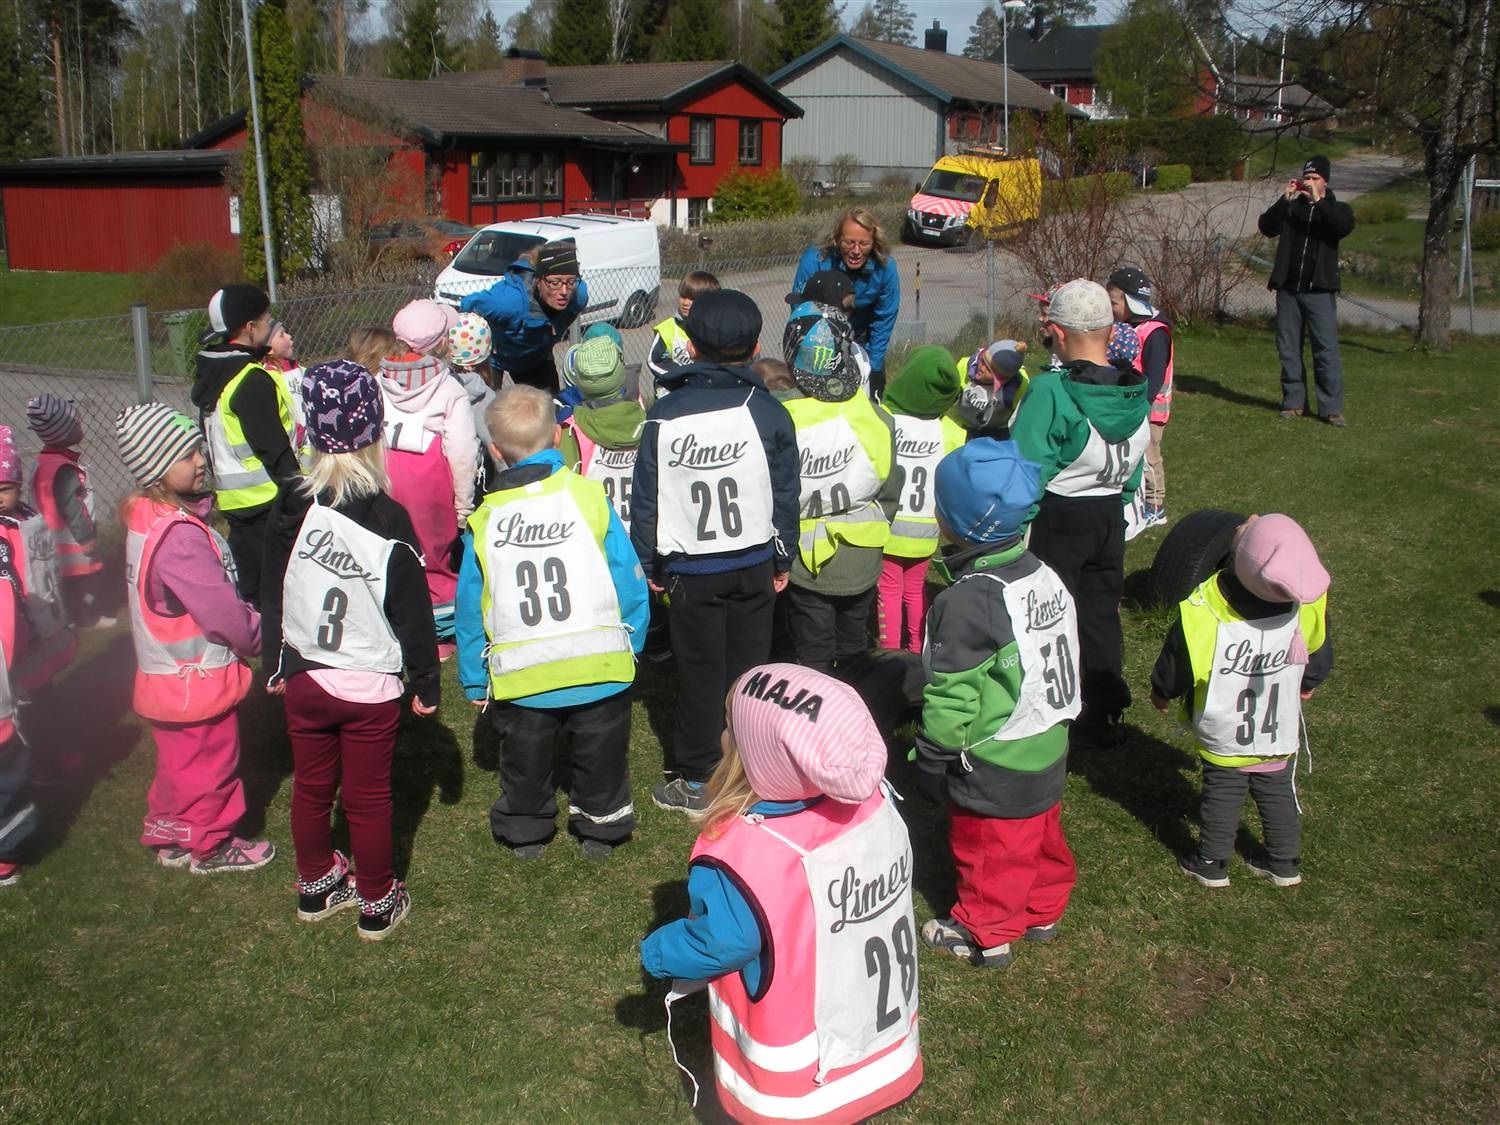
top-left (792, 206), bottom-right (901, 396)
top-left (459, 239), bottom-right (589, 394)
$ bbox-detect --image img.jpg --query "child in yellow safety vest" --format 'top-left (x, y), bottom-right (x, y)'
top-left (1151, 514), bottom-right (1333, 889)
top-left (647, 270), bottom-right (719, 402)
top-left (877, 346), bottom-right (965, 653)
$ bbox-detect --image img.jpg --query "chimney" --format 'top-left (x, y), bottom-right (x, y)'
top-left (924, 20), bottom-right (948, 53)
top-left (503, 46), bottom-right (547, 85)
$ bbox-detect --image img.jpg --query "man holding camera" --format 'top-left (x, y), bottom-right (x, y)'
top-left (1258, 155), bottom-right (1356, 428)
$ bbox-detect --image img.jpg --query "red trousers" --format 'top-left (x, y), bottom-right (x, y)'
top-left (949, 801), bottom-right (1075, 947)
top-left (285, 674), bottom-right (400, 903)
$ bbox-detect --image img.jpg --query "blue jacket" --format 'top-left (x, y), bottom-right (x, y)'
top-left (459, 259), bottom-right (589, 375)
top-left (640, 798), bottom-right (813, 994)
top-left (456, 449), bottom-right (648, 707)
top-left (629, 361), bottom-right (800, 578)
top-left (793, 245), bottom-right (901, 372)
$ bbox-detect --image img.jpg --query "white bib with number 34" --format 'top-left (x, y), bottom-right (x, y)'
top-left (1194, 612), bottom-right (1303, 758)
top-left (283, 505), bottom-right (404, 672)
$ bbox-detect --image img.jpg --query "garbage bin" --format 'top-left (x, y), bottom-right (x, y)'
top-left (163, 311), bottom-right (193, 378)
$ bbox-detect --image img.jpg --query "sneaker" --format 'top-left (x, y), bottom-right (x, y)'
top-left (189, 837), bottom-right (276, 875)
top-left (1327, 414), bottom-right (1348, 428)
top-left (1277, 408), bottom-right (1304, 421)
top-left (92, 615), bottom-right (119, 629)
top-left (436, 642), bottom-right (457, 662)
top-left (1178, 854), bottom-right (1230, 888)
top-left (1244, 858), bottom-right (1302, 887)
top-left (580, 839), bottom-right (614, 860)
top-left (1146, 504), bottom-right (1169, 527)
top-left (0, 861), bottom-right (20, 886)
top-left (155, 846), bottom-right (193, 869)
top-left (920, 917), bottom-right (1013, 968)
top-left (357, 881), bottom-right (411, 942)
top-left (296, 851), bottom-right (358, 922)
top-left (652, 778), bottom-right (708, 815)
top-left (1023, 922), bottom-right (1059, 943)
top-left (511, 843), bottom-right (546, 861)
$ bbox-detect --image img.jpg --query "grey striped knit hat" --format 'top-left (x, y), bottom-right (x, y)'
top-left (114, 403), bottom-right (203, 488)
top-left (26, 393), bottom-right (83, 447)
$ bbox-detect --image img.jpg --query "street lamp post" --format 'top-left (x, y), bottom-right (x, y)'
top-left (1001, 0), bottom-right (1028, 152)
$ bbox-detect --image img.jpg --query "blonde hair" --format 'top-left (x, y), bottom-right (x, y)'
top-left (301, 442), bottom-right (388, 507)
top-left (751, 357), bottom-right (795, 392)
top-left (346, 326), bottom-right (398, 374)
top-left (699, 726), bottom-right (760, 840)
top-left (823, 207), bottom-right (888, 267)
top-left (486, 385), bottom-right (557, 465)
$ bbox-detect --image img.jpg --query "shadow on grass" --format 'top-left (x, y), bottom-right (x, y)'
top-left (1122, 566), bottom-right (1160, 611)
top-left (24, 631), bottom-right (140, 861)
top-left (1174, 372), bottom-right (1281, 414)
top-left (1069, 724), bottom-right (1199, 859)
top-left (388, 712), bottom-right (463, 877)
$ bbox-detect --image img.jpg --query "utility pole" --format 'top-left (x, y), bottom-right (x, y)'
top-left (240, 0), bottom-right (278, 303)
top-left (1000, 1), bottom-right (1027, 151)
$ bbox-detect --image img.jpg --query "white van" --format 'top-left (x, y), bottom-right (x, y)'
top-left (433, 213), bottom-right (661, 329)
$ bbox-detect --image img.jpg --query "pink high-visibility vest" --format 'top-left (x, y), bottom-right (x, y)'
top-left (566, 424), bottom-right (637, 533)
top-left (1133, 319), bottom-right (1174, 424)
top-left (690, 792), bottom-right (923, 1124)
top-left (31, 449), bottom-right (102, 577)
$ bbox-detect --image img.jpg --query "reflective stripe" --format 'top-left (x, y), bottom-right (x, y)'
top-left (887, 517), bottom-right (937, 542)
top-left (708, 989), bottom-right (820, 1072)
top-left (567, 801), bottom-right (635, 825)
top-left (487, 626), bottom-right (632, 676)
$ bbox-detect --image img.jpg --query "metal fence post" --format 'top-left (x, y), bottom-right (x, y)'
top-left (985, 238), bottom-right (996, 341)
top-left (131, 303), bottom-right (153, 405)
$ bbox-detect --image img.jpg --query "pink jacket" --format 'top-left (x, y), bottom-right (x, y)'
top-left (378, 353), bottom-right (479, 522)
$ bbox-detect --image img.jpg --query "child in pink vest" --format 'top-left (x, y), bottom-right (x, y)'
top-left (377, 301), bottom-right (479, 650)
top-left (114, 404), bottom-right (272, 875)
top-left (1108, 267), bottom-right (1174, 526)
top-left (642, 664), bottom-right (923, 1124)
top-left (0, 536), bottom-right (36, 886)
top-left (558, 335), bottom-right (645, 532)
top-left (25, 394), bottom-right (112, 628)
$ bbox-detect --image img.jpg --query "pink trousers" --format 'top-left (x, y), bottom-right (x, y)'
top-left (386, 447), bottom-right (459, 622)
top-left (140, 709), bottom-right (245, 859)
top-left (877, 556), bottom-right (932, 654)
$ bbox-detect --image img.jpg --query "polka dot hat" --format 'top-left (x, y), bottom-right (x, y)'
top-left (448, 312), bottom-right (492, 368)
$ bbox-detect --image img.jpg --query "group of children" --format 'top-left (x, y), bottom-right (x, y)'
top-left (0, 252), bottom-right (1334, 1122)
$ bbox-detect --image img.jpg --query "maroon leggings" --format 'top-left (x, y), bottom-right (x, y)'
top-left (285, 674), bottom-right (401, 902)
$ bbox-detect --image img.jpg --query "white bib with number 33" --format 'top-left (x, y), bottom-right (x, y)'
top-left (283, 505), bottom-right (405, 671)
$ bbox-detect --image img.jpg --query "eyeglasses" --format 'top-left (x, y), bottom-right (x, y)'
top-left (839, 238), bottom-right (873, 252)
top-left (539, 276), bottom-right (578, 291)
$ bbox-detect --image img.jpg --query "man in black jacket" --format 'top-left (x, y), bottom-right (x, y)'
top-left (1257, 155), bottom-right (1356, 428)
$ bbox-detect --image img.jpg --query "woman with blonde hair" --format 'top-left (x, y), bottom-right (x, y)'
top-left (792, 206), bottom-right (902, 395)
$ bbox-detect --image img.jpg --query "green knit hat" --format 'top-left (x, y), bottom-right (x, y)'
top-left (883, 346), bottom-right (961, 417)
top-left (565, 335), bottom-right (626, 401)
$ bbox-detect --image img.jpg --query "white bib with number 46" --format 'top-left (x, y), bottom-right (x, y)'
top-left (1194, 612), bottom-right (1303, 758)
top-left (283, 505), bottom-right (405, 672)
top-left (1047, 418), bottom-right (1149, 498)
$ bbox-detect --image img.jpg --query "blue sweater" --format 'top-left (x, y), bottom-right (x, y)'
top-left (456, 449), bottom-right (648, 707)
top-left (639, 798), bottom-right (813, 995)
top-left (458, 260), bottom-right (589, 375)
top-left (793, 246), bottom-right (901, 372)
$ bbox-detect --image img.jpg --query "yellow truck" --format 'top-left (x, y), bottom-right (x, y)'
top-left (903, 148), bottom-right (1042, 246)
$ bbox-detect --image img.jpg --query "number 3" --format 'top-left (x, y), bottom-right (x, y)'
top-left (317, 588), bottom-right (348, 652)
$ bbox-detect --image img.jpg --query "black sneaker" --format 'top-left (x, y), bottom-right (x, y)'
top-left (652, 778), bottom-right (708, 815)
top-left (1023, 922), bottom-right (1060, 943)
top-left (1178, 854), bottom-right (1230, 888)
top-left (920, 917), bottom-right (1013, 968)
top-left (580, 839), bottom-right (614, 860)
top-left (511, 843), bottom-right (546, 861)
top-left (357, 881), bottom-right (411, 942)
top-left (296, 851), bottom-right (358, 923)
top-left (1244, 857), bottom-right (1302, 887)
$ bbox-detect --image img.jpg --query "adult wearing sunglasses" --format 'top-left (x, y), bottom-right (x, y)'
top-left (792, 207), bottom-right (901, 398)
top-left (460, 239), bottom-right (590, 394)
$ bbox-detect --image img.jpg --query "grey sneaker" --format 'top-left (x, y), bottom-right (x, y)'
top-left (1326, 414), bottom-right (1348, 428)
top-left (511, 843), bottom-right (546, 861)
top-left (920, 917), bottom-right (1013, 968)
top-left (190, 837), bottom-right (275, 875)
top-left (1244, 858), bottom-right (1302, 887)
top-left (1178, 854), bottom-right (1230, 888)
top-left (652, 778), bottom-right (708, 815)
top-left (1023, 922), bottom-right (1059, 943)
top-left (155, 846), bottom-right (193, 869)
top-left (580, 839), bottom-right (614, 860)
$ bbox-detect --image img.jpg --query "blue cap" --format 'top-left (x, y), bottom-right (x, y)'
top-left (934, 438), bottom-right (1042, 543)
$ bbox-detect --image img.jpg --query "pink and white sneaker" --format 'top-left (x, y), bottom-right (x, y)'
top-left (155, 846), bottom-right (193, 869)
top-left (189, 837), bottom-right (276, 875)
top-left (0, 861), bottom-right (21, 886)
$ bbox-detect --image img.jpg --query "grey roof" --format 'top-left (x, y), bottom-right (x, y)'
top-left (309, 75), bottom-right (677, 148)
top-left (998, 25), bottom-right (1108, 81)
top-left (769, 35), bottom-right (1084, 118)
top-left (1220, 76), bottom-right (1334, 113)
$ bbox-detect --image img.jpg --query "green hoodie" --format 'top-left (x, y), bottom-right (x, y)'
top-left (1009, 360), bottom-right (1150, 520)
top-left (559, 398), bottom-right (646, 468)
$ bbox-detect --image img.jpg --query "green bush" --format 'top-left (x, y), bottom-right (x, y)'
top-left (710, 168), bottom-right (801, 223)
top-left (1353, 195), bottom-right (1408, 225)
top-left (1042, 171), bottom-right (1133, 214)
top-left (1154, 164), bottom-right (1191, 192)
top-left (1076, 115), bottom-right (1246, 181)
top-left (1473, 212), bottom-right (1500, 253)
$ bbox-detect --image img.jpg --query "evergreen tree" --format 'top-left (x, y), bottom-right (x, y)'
top-left (0, 18), bottom-right (50, 159)
top-left (655, 0), bottom-right (728, 60)
top-left (503, 0), bottom-right (557, 51)
top-left (865, 0), bottom-right (915, 44)
top-left (240, 0), bottom-right (316, 282)
top-left (547, 0), bottom-right (611, 64)
top-left (194, 0), bottom-right (245, 123)
top-left (765, 0), bottom-right (838, 70)
top-left (391, 0), bottom-right (456, 78)
top-left (963, 2), bottom-right (1004, 59)
top-left (1036, 0), bottom-right (1096, 30)
top-left (468, 7), bottom-right (506, 68)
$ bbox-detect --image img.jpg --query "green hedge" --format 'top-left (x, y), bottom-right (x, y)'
top-left (1042, 171), bottom-right (1133, 213)
top-left (1353, 195), bottom-right (1408, 225)
top-left (1075, 115), bottom-right (1246, 181)
top-left (1154, 164), bottom-right (1191, 192)
top-left (710, 168), bottom-right (801, 223)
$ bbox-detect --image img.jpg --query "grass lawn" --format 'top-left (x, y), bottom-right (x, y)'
top-left (0, 252), bottom-right (139, 327)
top-left (2, 323), bottom-right (1498, 1122)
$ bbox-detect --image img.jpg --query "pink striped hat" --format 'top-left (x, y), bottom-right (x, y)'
top-left (729, 663), bottom-right (887, 804)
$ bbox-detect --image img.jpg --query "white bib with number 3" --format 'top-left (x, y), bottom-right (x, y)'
top-left (653, 400), bottom-right (774, 555)
top-left (283, 505), bottom-right (404, 672)
top-left (382, 404), bottom-right (437, 454)
top-left (1194, 613), bottom-right (1303, 758)
top-left (1047, 418), bottom-right (1149, 498)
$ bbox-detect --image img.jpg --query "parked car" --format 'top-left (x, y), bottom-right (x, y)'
top-left (367, 217), bottom-right (476, 262)
top-left (433, 213), bottom-right (661, 329)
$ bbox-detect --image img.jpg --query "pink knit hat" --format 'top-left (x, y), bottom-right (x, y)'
top-left (729, 663), bottom-right (888, 804)
top-left (392, 299), bottom-right (459, 356)
top-left (1234, 514), bottom-right (1329, 663)
top-left (0, 426), bottom-right (20, 485)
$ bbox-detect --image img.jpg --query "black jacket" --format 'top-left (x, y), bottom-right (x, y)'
top-left (191, 343), bottom-right (302, 518)
top-left (261, 487), bottom-right (441, 709)
top-left (1257, 191), bottom-right (1356, 293)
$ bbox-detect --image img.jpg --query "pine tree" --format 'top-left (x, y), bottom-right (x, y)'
top-left (468, 8), bottom-right (505, 68)
top-left (865, 0), bottom-right (915, 44)
top-left (240, 0), bottom-right (316, 282)
top-left (547, 0), bottom-right (611, 65)
top-left (0, 18), bottom-right (50, 159)
top-left (963, 2), bottom-right (1004, 59)
top-left (390, 0), bottom-right (457, 79)
top-left (766, 0), bottom-right (838, 70)
top-left (655, 0), bottom-right (728, 60)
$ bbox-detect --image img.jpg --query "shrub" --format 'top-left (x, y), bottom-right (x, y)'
top-left (1076, 115), bottom-right (1245, 181)
top-left (827, 154), bottom-right (862, 191)
top-left (137, 242), bottom-right (244, 312)
top-left (710, 168), bottom-right (802, 223)
top-left (1352, 195), bottom-right (1408, 225)
top-left (783, 156), bottom-right (819, 193)
top-left (1473, 211), bottom-right (1500, 253)
top-left (1154, 164), bottom-right (1191, 192)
